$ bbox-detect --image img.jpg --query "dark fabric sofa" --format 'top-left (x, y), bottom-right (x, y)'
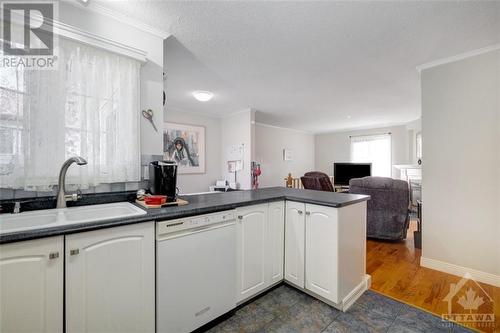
top-left (349, 176), bottom-right (410, 240)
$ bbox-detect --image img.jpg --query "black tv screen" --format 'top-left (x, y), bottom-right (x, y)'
top-left (334, 163), bottom-right (371, 186)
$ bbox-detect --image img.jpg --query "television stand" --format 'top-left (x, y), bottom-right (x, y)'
top-left (334, 186), bottom-right (349, 193)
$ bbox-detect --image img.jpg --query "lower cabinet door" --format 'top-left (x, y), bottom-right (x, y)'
top-left (268, 201), bottom-right (285, 284)
top-left (0, 237), bottom-right (63, 333)
top-left (236, 204), bottom-right (268, 302)
top-left (305, 204), bottom-right (339, 303)
top-left (65, 222), bottom-right (155, 333)
top-left (284, 201), bottom-right (305, 288)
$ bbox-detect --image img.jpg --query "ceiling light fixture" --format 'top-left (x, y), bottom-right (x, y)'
top-left (192, 91), bottom-right (214, 102)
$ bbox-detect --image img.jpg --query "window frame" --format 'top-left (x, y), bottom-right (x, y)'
top-left (349, 133), bottom-right (393, 178)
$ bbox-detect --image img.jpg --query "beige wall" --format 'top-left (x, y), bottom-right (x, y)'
top-left (314, 125), bottom-right (411, 179)
top-left (221, 109), bottom-right (255, 189)
top-left (164, 109), bottom-right (222, 194)
top-left (254, 124), bottom-right (315, 188)
top-left (421, 49), bottom-right (500, 276)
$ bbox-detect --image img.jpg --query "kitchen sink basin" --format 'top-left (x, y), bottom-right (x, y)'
top-left (0, 202), bottom-right (146, 235)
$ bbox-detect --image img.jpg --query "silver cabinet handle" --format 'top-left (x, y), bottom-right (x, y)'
top-left (70, 249), bottom-right (79, 256)
top-left (49, 252), bottom-right (59, 259)
top-left (305, 211), bottom-right (311, 216)
top-left (298, 210), bottom-right (303, 215)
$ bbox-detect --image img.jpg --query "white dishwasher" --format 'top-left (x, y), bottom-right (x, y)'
top-left (156, 211), bottom-right (237, 333)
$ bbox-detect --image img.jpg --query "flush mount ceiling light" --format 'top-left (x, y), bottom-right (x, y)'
top-left (192, 91), bottom-right (214, 102)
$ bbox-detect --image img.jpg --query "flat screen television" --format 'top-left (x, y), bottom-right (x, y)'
top-left (334, 163), bottom-right (372, 186)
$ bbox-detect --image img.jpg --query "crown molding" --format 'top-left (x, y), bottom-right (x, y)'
top-left (66, 0), bottom-right (170, 40)
top-left (254, 122), bottom-right (313, 134)
top-left (166, 106), bottom-right (222, 119)
top-left (416, 44), bottom-right (500, 72)
top-left (6, 8), bottom-right (148, 62)
top-left (54, 18), bottom-right (148, 62)
top-left (314, 120), bottom-right (415, 135)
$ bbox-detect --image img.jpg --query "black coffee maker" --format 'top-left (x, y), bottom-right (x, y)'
top-left (149, 161), bottom-right (178, 201)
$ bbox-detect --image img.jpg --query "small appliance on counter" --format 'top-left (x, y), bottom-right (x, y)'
top-left (148, 160), bottom-right (178, 201)
top-left (209, 180), bottom-right (230, 192)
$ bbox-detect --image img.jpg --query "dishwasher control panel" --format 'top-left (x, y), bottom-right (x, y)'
top-left (157, 210), bottom-right (235, 237)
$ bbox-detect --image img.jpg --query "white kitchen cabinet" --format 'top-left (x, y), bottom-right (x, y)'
top-left (268, 201), bottom-right (285, 284)
top-left (284, 201), bottom-right (305, 288)
top-left (65, 222), bottom-right (155, 333)
top-left (285, 201), bottom-right (368, 308)
top-left (305, 203), bottom-right (339, 303)
top-left (0, 237), bottom-right (63, 333)
top-left (235, 204), bottom-right (269, 302)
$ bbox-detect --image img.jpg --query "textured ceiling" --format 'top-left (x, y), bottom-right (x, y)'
top-left (95, 1), bottom-right (500, 133)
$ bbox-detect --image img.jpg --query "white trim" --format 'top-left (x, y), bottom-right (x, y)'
top-left (166, 106), bottom-right (222, 119)
top-left (416, 44), bottom-right (500, 72)
top-left (341, 274), bottom-right (371, 312)
top-left (315, 120), bottom-right (416, 135)
top-left (66, 0), bottom-right (170, 39)
top-left (53, 19), bottom-right (147, 62)
top-left (420, 257), bottom-right (500, 288)
top-left (7, 9), bottom-right (147, 62)
top-left (254, 122), bottom-right (313, 134)
top-left (224, 108), bottom-right (254, 118)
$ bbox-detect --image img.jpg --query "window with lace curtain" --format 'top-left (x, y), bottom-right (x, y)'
top-left (350, 134), bottom-right (392, 177)
top-left (0, 37), bottom-right (141, 191)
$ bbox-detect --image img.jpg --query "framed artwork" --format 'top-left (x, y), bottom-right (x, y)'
top-left (283, 149), bottom-right (293, 161)
top-left (163, 122), bottom-right (205, 174)
top-left (416, 132), bottom-right (422, 159)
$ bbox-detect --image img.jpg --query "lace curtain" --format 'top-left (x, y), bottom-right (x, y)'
top-left (350, 134), bottom-right (392, 177)
top-left (0, 37), bottom-right (141, 191)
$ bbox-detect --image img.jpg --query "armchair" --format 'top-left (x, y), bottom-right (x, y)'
top-left (300, 171), bottom-right (334, 192)
top-left (349, 176), bottom-right (410, 240)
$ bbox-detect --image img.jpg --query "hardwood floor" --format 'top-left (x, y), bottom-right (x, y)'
top-left (366, 220), bottom-right (500, 333)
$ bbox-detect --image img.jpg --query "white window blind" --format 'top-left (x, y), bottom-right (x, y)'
top-left (350, 133), bottom-right (392, 177)
top-left (0, 37), bottom-right (141, 191)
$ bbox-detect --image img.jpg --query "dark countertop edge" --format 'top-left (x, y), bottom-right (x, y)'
top-left (283, 194), bottom-right (369, 208)
top-left (0, 189), bottom-right (369, 244)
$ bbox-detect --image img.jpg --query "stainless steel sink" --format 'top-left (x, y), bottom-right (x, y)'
top-left (0, 202), bottom-right (146, 235)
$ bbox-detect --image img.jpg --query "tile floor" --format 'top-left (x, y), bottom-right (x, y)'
top-left (205, 285), bottom-right (473, 333)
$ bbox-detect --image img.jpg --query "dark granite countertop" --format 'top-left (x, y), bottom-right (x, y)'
top-left (0, 187), bottom-right (369, 244)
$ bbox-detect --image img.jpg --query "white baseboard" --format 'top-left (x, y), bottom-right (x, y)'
top-left (284, 274), bottom-right (371, 312)
top-left (341, 274), bottom-right (371, 312)
top-left (420, 257), bottom-right (500, 287)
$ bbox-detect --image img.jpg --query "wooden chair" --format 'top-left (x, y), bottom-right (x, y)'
top-left (284, 173), bottom-right (303, 189)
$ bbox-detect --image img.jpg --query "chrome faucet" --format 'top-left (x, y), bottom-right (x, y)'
top-left (56, 156), bottom-right (87, 208)
top-left (13, 202), bottom-right (21, 214)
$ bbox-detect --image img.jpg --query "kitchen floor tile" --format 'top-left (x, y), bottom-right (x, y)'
top-left (202, 285), bottom-right (474, 333)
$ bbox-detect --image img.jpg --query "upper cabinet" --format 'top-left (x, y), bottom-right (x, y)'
top-left (65, 222), bottom-right (155, 333)
top-left (0, 237), bottom-right (64, 333)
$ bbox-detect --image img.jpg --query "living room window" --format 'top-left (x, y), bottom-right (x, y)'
top-left (350, 133), bottom-right (392, 177)
top-left (0, 37), bottom-right (141, 191)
